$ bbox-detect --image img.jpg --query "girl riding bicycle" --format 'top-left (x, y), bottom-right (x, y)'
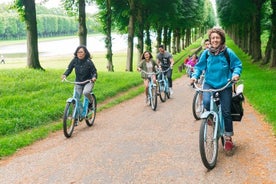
top-left (190, 27), bottom-right (242, 154)
top-left (61, 45), bottom-right (97, 121)
top-left (137, 51), bottom-right (158, 104)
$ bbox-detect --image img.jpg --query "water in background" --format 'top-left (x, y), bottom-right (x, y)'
top-left (0, 34), bottom-right (134, 57)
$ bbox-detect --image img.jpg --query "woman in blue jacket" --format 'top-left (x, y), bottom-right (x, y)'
top-left (191, 27), bottom-right (242, 154)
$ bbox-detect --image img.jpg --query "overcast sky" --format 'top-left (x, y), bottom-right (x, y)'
top-left (2, 0), bottom-right (98, 13)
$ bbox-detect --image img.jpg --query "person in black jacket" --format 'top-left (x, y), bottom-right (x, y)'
top-left (62, 45), bottom-right (97, 119)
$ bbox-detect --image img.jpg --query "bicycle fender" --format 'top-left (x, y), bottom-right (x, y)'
top-left (66, 97), bottom-right (76, 103)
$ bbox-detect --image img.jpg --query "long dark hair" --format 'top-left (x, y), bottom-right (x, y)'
top-left (141, 51), bottom-right (153, 60)
top-left (73, 45), bottom-right (91, 60)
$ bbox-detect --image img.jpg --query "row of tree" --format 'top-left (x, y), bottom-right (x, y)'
top-left (216, 0), bottom-right (276, 67)
top-left (8, 0), bottom-right (276, 70)
top-left (7, 0), bottom-right (215, 71)
top-left (0, 4), bottom-right (100, 40)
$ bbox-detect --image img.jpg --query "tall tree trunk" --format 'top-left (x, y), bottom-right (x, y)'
top-left (156, 26), bottom-right (162, 53)
top-left (263, 33), bottom-right (272, 65)
top-left (163, 26), bottom-right (168, 49)
top-left (145, 24), bottom-right (152, 52)
top-left (126, 0), bottom-right (135, 72)
top-left (185, 28), bottom-right (191, 47)
top-left (78, 0), bottom-right (87, 46)
top-left (23, 0), bottom-right (43, 70)
top-left (250, 0), bottom-right (264, 62)
top-left (270, 0), bottom-right (276, 67)
top-left (136, 7), bottom-right (144, 63)
top-left (105, 0), bottom-right (113, 71)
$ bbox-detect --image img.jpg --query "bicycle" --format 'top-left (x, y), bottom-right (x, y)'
top-left (193, 80), bottom-right (234, 170)
top-left (192, 73), bottom-right (205, 120)
top-left (62, 78), bottom-right (97, 138)
top-left (140, 70), bottom-right (158, 111)
top-left (157, 67), bottom-right (171, 102)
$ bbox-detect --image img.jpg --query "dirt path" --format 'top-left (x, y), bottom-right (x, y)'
top-left (0, 76), bottom-right (275, 184)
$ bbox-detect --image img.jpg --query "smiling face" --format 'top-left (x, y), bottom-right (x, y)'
top-left (210, 32), bottom-right (222, 49)
top-left (77, 48), bottom-right (86, 60)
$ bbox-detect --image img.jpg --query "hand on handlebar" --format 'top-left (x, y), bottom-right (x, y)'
top-left (61, 75), bottom-right (66, 81)
top-left (232, 75), bottom-right (240, 81)
top-left (190, 77), bottom-right (197, 86)
top-left (91, 77), bottom-right (97, 82)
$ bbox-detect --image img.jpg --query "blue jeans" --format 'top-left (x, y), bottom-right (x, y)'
top-left (162, 68), bottom-right (173, 88)
top-left (203, 83), bottom-right (233, 136)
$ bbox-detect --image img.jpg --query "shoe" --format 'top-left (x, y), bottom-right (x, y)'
top-left (207, 119), bottom-right (213, 126)
top-left (169, 88), bottom-right (173, 95)
top-left (224, 137), bottom-right (235, 156)
top-left (79, 116), bottom-right (85, 122)
top-left (74, 120), bottom-right (78, 126)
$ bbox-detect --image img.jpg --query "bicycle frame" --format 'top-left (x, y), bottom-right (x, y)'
top-left (195, 81), bottom-right (232, 139)
top-left (194, 80), bottom-right (233, 169)
top-left (140, 70), bottom-right (158, 111)
top-left (157, 67), bottom-right (170, 94)
top-left (63, 79), bottom-right (93, 119)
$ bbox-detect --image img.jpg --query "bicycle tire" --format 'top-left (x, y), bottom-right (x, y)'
top-left (85, 94), bottom-right (97, 127)
top-left (192, 91), bottom-right (203, 120)
top-left (165, 78), bottom-right (170, 99)
top-left (199, 115), bottom-right (218, 170)
top-left (63, 102), bottom-right (76, 138)
top-left (150, 86), bottom-right (158, 111)
top-left (158, 81), bottom-right (167, 102)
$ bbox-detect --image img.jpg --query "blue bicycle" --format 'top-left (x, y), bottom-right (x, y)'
top-left (140, 70), bottom-right (158, 111)
top-left (157, 67), bottom-right (171, 102)
top-left (193, 80), bottom-right (235, 169)
top-left (62, 79), bottom-right (97, 138)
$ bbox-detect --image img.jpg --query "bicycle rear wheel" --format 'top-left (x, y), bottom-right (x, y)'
top-left (199, 114), bottom-right (218, 170)
top-left (158, 81), bottom-right (167, 102)
top-left (63, 102), bottom-right (76, 138)
top-left (192, 91), bottom-right (204, 120)
top-left (85, 94), bottom-right (97, 127)
top-left (150, 86), bottom-right (158, 111)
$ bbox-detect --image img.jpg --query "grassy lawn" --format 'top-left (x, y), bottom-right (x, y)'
top-left (0, 37), bottom-right (275, 159)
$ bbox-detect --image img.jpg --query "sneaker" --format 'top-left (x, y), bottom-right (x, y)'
top-left (169, 88), bottom-right (173, 95)
top-left (79, 116), bottom-right (85, 122)
top-left (207, 119), bottom-right (213, 126)
top-left (74, 120), bottom-right (78, 126)
top-left (224, 137), bottom-right (235, 155)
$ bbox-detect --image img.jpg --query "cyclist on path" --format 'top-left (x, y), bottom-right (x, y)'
top-left (156, 45), bottom-right (174, 95)
top-left (137, 51), bottom-right (158, 104)
top-left (61, 45), bottom-right (97, 120)
top-left (190, 27), bottom-right (242, 154)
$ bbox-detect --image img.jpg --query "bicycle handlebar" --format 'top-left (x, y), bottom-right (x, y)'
top-left (62, 78), bottom-right (93, 85)
top-left (140, 70), bottom-right (159, 75)
top-left (192, 80), bottom-right (235, 92)
top-left (157, 67), bottom-right (171, 73)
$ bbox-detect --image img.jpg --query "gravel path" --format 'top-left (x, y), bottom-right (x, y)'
top-left (0, 76), bottom-right (275, 184)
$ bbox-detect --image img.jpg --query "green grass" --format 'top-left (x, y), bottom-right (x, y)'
top-left (226, 36), bottom-right (276, 133)
top-left (0, 36), bottom-right (275, 159)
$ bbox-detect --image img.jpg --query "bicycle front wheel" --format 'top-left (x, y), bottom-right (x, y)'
top-left (199, 114), bottom-right (218, 170)
top-left (158, 81), bottom-right (167, 102)
top-left (63, 102), bottom-right (76, 138)
top-left (85, 94), bottom-right (97, 127)
top-left (192, 91), bottom-right (203, 120)
top-left (150, 86), bottom-right (158, 111)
